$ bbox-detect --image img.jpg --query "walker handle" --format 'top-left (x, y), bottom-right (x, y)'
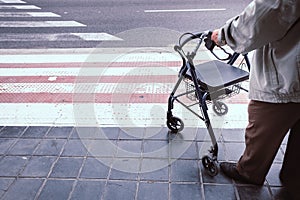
top-left (204, 32), bottom-right (232, 61)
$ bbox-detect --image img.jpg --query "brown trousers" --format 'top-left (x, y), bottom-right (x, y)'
top-left (236, 100), bottom-right (300, 185)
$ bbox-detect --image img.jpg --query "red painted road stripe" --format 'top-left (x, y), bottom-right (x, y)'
top-left (0, 93), bottom-right (171, 103)
top-left (0, 61), bottom-right (182, 68)
top-left (0, 75), bottom-right (178, 83)
top-left (0, 92), bottom-right (249, 104)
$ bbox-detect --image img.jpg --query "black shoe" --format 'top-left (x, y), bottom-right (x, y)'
top-left (220, 162), bottom-right (259, 185)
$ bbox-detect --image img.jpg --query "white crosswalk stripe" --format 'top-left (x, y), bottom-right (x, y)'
top-left (0, 21), bottom-right (86, 27)
top-left (0, 33), bottom-right (123, 41)
top-left (0, 5), bottom-right (40, 9)
top-left (0, 0), bottom-right (122, 42)
top-left (0, 0), bottom-right (26, 3)
top-left (0, 12), bottom-right (61, 17)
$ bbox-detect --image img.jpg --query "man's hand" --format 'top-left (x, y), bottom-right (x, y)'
top-left (211, 29), bottom-right (219, 44)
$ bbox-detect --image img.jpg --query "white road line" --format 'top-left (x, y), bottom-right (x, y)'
top-left (0, 5), bottom-right (41, 9)
top-left (71, 33), bottom-right (123, 41)
top-left (0, 103), bottom-right (248, 127)
top-left (0, 67), bottom-right (179, 76)
top-left (0, 21), bottom-right (86, 27)
top-left (0, 82), bottom-right (177, 93)
top-left (0, 33), bottom-right (123, 41)
top-left (0, 12), bottom-right (61, 17)
top-left (0, 0), bottom-right (26, 3)
top-left (144, 8), bottom-right (226, 13)
top-left (0, 52), bottom-right (180, 63)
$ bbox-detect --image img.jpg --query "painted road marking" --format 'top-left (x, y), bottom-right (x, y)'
top-left (0, 33), bottom-right (123, 41)
top-left (0, 0), bottom-right (26, 3)
top-left (0, 21), bottom-right (86, 27)
top-left (0, 12), bottom-right (61, 17)
top-left (0, 67), bottom-right (180, 76)
top-left (0, 5), bottom-right (41, 9)
top-left (0, 103), bottom-right (247, 128)
top-left (144, 8), bottom-right (226, 13)
top-left (0, 49), bottom-right (249, 127)
top-left (0, 52), bottom-right (181, 63)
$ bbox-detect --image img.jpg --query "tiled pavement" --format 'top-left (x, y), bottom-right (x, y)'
top-left (0, 126), bottom-right (292, 200)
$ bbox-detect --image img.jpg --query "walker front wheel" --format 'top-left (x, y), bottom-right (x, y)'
top-left (167, 116), bottom-right (184, 133)
top-left (202, 156), bottom-right (219, 176)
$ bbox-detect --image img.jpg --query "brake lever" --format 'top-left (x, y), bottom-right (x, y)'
top-left (204, 34), bottom-right (232, 61)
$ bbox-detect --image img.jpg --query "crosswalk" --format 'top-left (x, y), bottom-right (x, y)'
top-left (0, 0), bottom-right (249, 128)
top-left (0, 0), bottom-right (122, 43)
top-left (0, 48), bottom-right (249, 128)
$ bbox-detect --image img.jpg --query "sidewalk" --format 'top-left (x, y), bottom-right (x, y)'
top-left (0, 47), bottom-right (291, 199)
top-left (0, 125), bottom-right (290, 200)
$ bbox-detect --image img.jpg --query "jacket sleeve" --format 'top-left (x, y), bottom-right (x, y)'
top-left (218, 0), bottom-right (300, 54)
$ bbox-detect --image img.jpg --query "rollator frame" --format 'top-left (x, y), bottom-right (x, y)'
top-left (166, 31), bottom-right (251, 176)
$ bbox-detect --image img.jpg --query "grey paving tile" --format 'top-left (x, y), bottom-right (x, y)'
top-left (201, 164), bottom-right (232, 184)
top-left (21, 126), bottom-right (49, 138)
top-left (170, 183), bottom-right (203, 200)
top-left (224, 142), bottom-right (245, 161)
top-left (20, 156), bottom-right (56, 177)
top-left (109, 168), bottom-right (139, 181)
top-left (7, 139), bottom-right (40, 155)
top-left (274, 148), bottom-right (284, 163)
top-left (2, 178), bottom-right (43, 200)
top-left (46, 126), bottom-right (73, 139)
top-left (116, 140), bottom-right (143, 157)
top-left (221, 128), bottom-right (245, 142)
top-left (280, 144), bottom-right (287, 154)
top-left (270, 187), bottom-right (291, 200)
top-left (140, 161), bottom-right (169, 181)
top-left (204, 184), bottom-right (237, 200)
top-left (34, 139), bottom-right (66, 156)
top-left (195, 128), bottom-right (209, 141)
top-left (100, 127), bottom-right (120, 140)
top-left (236, 185), bottom-right (272, 200)
top-left (88, 139), bottom-right (118, 157)
top-left (137, 182), bottom-right (168, 200)
top-left (37, 179), bottom-right (74, 200)
top-left (266, 163), bottom-right (282, 187)
top-left (168, 130), bottom-right (196, 141)
top-left (180, 142), bottom-right (198, 159)
top-left (0, 178), bottom-right (14, 198)
top-left (118, 127), bottom-right (144, 140)
top-left (50, 157), bottom-right (84, 178)
top-left (70, 180), bottom-right (106, 200)
top-left (179, 127), bottom-right (199, 140)
top-left (61, 139), bottom-right (88, 157)
top-left (143, 140), bottom-right (169, 158)
top-left (0, 126), bottom-right (27, 138)
top-left (198, 141), bottom-right (226, 161)
top-left (80, 158), bottom-right (110, 179)
top-left (170, 159), bottom-right (200, 182)
top-left (0, 156), bottom-right (27, 176)
top-left (144, 127), bottom-right (169, 140)
top-left (0, 139), bottom-right (16, 155)
top-left (102, 181), bottom-right (137, 200)
top-left (72, 127), bottom-right (116, 139)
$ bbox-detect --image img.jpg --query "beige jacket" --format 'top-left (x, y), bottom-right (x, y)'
top-left (218, 0), bottom-right (300, 103)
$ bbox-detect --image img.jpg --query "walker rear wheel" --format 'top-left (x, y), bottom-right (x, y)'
top-left (212, 101), bottom-right (228, 116)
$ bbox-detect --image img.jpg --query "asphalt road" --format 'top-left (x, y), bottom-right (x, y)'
top-left (0, 0), bottom-right (252, 48)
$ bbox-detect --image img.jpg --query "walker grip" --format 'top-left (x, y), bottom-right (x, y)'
top-left (204, 32), bottom-right (216, 51)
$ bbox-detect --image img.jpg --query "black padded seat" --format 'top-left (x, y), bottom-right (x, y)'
top-left (185, 60), bottom-right (249, 90)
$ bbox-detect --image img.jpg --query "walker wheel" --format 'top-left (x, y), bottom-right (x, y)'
top-left (202, 156), bottom-right (219, 176)
top-left (212, 101), bottom-right (228, 116)
top-left (167, 116), bottom-right (184, 133)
